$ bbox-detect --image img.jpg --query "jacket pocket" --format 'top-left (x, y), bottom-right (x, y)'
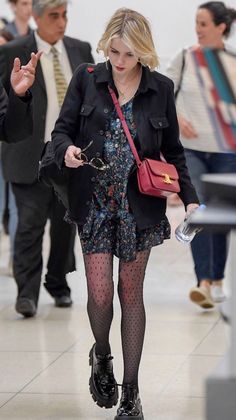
top-left (149, 116), bottom-right (169, 130)
top-left (149, 116), bottom-right (169, 149)
top-left (79, 104), bottom-right (95, 140)
top-left (79, 104), bottom-right (95, 116)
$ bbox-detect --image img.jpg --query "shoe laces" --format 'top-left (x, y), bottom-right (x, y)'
top-left (97, 354), bottom-right (113, 370)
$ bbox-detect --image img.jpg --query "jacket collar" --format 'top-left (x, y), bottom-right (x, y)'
top-left (93, 60), bottom-right (160, 94)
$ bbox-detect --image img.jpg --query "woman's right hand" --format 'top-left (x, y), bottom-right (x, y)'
top-left (178, 115), bottom-right (198, 139)
top-left (64, 145), bottom-right (84, 168)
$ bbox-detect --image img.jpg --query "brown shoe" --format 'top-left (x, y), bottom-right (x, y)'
top-left (189, 286), bottom-right (214, 309)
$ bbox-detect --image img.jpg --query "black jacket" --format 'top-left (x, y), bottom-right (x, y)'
top-left (0, 81), bottom-right (32, 143)
top-left (0, 32), bottom-right (94, 183)
top-left (52, 62), bottom-right (199, 230)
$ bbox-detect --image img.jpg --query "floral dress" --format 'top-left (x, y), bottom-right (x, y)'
top-left (79, 99), bottom-right (170, 262)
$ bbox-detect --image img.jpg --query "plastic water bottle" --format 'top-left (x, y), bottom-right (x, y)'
top-left (175, 204), bottom-right (206, 244)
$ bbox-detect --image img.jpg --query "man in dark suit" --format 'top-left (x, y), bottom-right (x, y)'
top-left (0, 0), bottom-right (94, 317)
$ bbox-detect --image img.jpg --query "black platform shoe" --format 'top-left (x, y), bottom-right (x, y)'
top-left (114, 384), bottom-right (144, 419)
top-left (89, 343), bottom-right (118, 408)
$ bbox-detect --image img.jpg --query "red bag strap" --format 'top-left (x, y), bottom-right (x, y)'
top-left (108, 86), bottom-right (142, 166)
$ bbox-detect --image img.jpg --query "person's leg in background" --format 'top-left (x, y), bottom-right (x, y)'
top-left (43, 193), bottom-right (76, 307)
top-left (208, 152), bottom-right (236, 302)
top-left (12, 182), bottom-right (51, 317)
top-left (210, 231), bottom-right (228, 302)
top-left (7, 182), bottom-right (18, 274)
top-left (0, 146), bottom-right (18, 274)
top-left (2, 182), bottom-right (9, 235)
top-left (184, 150), bottom-right (215, 309)
top-left (0, 156), bottom-right (17, 275)
top-left (186, 150), bottom-right (236, 309)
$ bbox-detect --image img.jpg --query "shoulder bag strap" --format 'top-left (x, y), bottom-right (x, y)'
top-left (108, 86), bottom-right (142, 166)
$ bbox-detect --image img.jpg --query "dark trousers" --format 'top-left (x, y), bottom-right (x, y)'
top-left (184, 150), bottom-right (236, 283)
top-left (12, 182), bottom-right (76, 305)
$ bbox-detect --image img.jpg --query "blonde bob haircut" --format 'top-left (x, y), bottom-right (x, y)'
top-left (97, 8), bottom-right (159, 71)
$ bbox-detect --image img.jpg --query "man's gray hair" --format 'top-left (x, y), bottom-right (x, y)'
top-left (32, 0), bottom-right (68, 16)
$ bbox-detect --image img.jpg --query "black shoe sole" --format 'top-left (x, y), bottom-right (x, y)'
top-left (89, 347), bottom-right (118, 409)
top-left (54, 301), bottom-right (72, 308)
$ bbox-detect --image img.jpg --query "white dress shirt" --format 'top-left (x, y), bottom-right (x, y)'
top-left (34, 31), bottom-right (72, 142)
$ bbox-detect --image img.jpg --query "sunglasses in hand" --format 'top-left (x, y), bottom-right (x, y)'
top-left (76, 140), bottom-right (107, 171)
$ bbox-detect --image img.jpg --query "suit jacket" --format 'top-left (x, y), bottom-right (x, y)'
top-left (0, 32), bottom-right (94, 183)
top-left (0, 82), bottom-right (32, 143)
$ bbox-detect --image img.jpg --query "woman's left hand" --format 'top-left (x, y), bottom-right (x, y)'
top-left (10, 51), bottom-right (42, 97)
top-left (186, 203), bottom-right (199, 217)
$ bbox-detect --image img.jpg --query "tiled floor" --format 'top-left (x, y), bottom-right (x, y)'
top-left (0, 205), bottom-right (230, 420)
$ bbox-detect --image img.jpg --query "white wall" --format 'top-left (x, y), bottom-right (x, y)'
top-left (1, 0), bottom-right (236, 71)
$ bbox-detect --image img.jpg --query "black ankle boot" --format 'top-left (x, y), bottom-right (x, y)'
top-left (89, 343), bottom-right (118, 408)
top-left (114, 384), bottom-right (144, 419)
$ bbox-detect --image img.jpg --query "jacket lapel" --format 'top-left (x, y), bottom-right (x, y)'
top-left (63, 37), bottom-right (82, 72)
top-left (63, 37), bottom-right (79, 73)
top-left (23, 33), bottom-right (46, 93)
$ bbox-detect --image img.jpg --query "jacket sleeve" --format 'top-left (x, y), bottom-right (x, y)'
top-left (52, 64), bottom-right (87, 168)
top-left (160, 80), bottom-right (199, 206)
top-left (0, 44), bottom-right (11, 94)
top-left (0, 81), bottom-right (33, 143)
top-left (0, 82), bottom-right (8, 140)
top-left (0, 42), bottom-right (33, 143)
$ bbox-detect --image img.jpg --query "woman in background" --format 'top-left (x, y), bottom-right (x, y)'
top-left (166, 1), bottom-right (236, 309)
top-left (5, 0), bottom-right (32, 37)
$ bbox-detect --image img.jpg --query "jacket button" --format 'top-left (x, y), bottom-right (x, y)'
top-left (99, 130), bottom-right (104, 135)
top-left (91, 177), bottom-right (96, 182)
top-left (104, 108), bottom-right (109, 114)
top-left (96, 152), bottom-right (100, 157)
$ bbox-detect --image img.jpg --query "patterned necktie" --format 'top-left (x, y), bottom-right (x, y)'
top-left (51, 46), bottom-right (68, 107)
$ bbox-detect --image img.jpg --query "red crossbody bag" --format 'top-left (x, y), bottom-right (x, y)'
top-left (108, 86), bottom-right (180, 198)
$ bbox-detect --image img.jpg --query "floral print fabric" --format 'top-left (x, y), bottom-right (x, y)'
top-left (79, 99), bottom-right (170, 261)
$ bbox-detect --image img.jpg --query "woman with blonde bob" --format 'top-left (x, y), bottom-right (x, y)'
top-left (52, 8), bottom-right (199, 419)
